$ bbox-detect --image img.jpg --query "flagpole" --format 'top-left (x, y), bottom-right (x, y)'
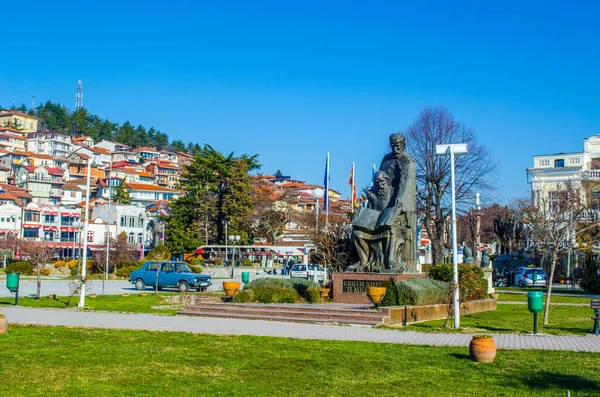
top-left (325, 152), bottom-right (330, 230)
top-left (351, 163), bottom-right (355, 210)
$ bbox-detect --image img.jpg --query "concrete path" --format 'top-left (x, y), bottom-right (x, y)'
top-left (3, 306), bottom-right (599, 352)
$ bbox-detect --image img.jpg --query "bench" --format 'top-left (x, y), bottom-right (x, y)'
top-left (592, 299), bottom-right (600, 336)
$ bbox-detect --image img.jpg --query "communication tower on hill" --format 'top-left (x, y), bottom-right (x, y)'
top-left (75, 80), bottom-right (83, 111)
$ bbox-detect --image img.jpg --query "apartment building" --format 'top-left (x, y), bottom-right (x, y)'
top-left (26, 131), bottom-right (72, 157)
top-left (0, 110), bottom-right (38, 133)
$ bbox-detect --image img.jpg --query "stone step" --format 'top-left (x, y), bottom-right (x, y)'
top-left (183, 306), bottom-right (387, 322)
top-left (186, 302), bottom-right (389, 317)
top-left (179, 310), bottom-right (384, 326)
top-left (179, 302), bottom-right (389, 326)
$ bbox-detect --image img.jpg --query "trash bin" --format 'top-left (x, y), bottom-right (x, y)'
top-left (6, 272), bottom-right (19, 293)
top-left (241, 271), bottom-right (249, 284)
top-left (527, 291), bottom-right (543, 314)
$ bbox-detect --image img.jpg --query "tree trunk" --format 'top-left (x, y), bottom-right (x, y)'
top-left (36, 266), bottom-right (41, 300)
top-left (543, 255), bottom-right (558, 325)
top-left (432, 239), bottom-right (445, 266)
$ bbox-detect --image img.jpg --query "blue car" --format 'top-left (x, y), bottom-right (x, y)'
top-left (129, 261), bottom-right (212, 292)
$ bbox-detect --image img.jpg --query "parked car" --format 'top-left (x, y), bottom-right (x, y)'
top-left (289, 264), bottom-right (325, 283)
top-left (513, 267), bottom-right (547, 288)
top-left (129, 261), bottom-right (212, 292)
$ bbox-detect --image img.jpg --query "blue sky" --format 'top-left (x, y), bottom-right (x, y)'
top-left (1, 1), bottom-right (599, 205)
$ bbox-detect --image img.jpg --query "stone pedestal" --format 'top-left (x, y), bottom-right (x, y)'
top-left (483, 268), bottom-right (495, 294)
top-left (332, 272), bottom-right (425, 304)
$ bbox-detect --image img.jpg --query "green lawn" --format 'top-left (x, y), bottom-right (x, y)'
top-left (0, 325), bottom-right (598, 397)
top-left (0, 294), bottom-right (180, 315)
top-left (404, 293), bottom-right (595, 335)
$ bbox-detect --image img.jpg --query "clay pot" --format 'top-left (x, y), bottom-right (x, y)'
top-left (366, 286), bottom-right (387, 306)
top-left (0, 314), bottom-right (7, 334)
top-left (223, 281), bottom-right (241, 297)
top-left (469, 335), bottom-right (496, 363)
top-left (319, 288), bottom-right (331, 299)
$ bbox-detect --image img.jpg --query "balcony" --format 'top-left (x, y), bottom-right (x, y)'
top-left (28, 175), bottom-right (64, 183)
top-left (50, 188), bottom-right (62, 197)
top-left (583, 170), bottom-right (600, 180)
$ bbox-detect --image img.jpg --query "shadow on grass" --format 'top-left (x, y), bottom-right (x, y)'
top-left (511, 372), bottom-right (599, 393)
top-left (450, 352), bottom-right (471, 361)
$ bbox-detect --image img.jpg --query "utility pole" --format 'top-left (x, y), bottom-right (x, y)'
top-left (474, 193), bottom-right (481, 267)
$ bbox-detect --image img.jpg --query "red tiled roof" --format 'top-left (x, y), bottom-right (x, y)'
top-left (126, 183), bottom-right (179, 192)
top-left (0, 110), bottom-right (38, 119)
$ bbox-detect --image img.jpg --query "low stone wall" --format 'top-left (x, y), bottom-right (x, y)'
top-left (385, 298), bottom-right (497, 326)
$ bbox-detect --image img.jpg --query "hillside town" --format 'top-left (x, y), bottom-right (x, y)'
top-left (0, 108), bottom-right (357, 264)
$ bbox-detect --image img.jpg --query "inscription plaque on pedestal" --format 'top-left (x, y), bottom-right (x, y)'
top-left (342, 279), bottom-right (384, 294)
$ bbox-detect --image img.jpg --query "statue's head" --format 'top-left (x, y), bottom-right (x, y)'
top-left (374, 170), bottom-right (391, 194)
top-left (389, 133), bottom-right (405, 155)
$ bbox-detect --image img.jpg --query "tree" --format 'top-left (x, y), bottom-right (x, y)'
top-left (112, 177), bottom-right (131, 205)
top-left (516, 183), bottom-right (600, 324)
top-left (169, 145), bottom-right (259, 249)
top-left (457, 203), bottom-right (510, 252)
top-left (252, 178), bottom-right (296, 244)
top-left (146, 244), bottom-right (171, 260)
top-left (18, 239), bottom-right (58, 300)
top-left (405, 106), bottom-right (497, 266)
top-left (170, 140), bottom-right (186, 152)
top-left (113, 232), bottom-right (138, 267)
top-left (274, 169), bottom-right (283, 177)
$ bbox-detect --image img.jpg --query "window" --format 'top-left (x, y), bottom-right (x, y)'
top-left (161, 263), bottom-right (174, 272)
top-left (24, 211), bottom-right (40, 223)
top-left (554, 159), bottom-right (565, 168)
top-left (129, 217), bottom-right (135, 228)
top-left (24, 228), bottom-right (39, 238)
top-left (128, 232), bottom-right (134, 244)
top-left (137, 233), bottom-right (143, 244)
top-left (147, 262), bottom-right (157, 271)
top-left (120, 216), bottom-right (126, 227)
top-left (138, 216), bottom-right (144, 228)
top-left (87, 231), bottom-right (94, 242)
top-left (70, 192), bottom-right (76, 198)
top-left (538, 159), bottom-right (550, 167)
top-left (104, 232), bottom-right (111, 241)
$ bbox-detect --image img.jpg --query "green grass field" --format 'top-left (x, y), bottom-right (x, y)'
top-left (0, 325), bottom-right (598, 397)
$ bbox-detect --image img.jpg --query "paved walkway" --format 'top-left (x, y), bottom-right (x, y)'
top-left (2, 306), bottom-right (599, 352)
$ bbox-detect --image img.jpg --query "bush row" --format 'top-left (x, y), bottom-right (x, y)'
top-left (428, 264), bottom-right (488, 302)
top-left (238, 278), bottom-right (323, 303)
top-left (381, 277), bottom-right (451, 307)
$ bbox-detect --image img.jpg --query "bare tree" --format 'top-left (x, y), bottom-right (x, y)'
top-left (405, 106), bottom-right (497, 266)
top-left (18, 239), bottom-right (58, 300)
top-left (252, 179), bottom-right (297, 244)
top-left (516, 183), bottom-right (600, 324)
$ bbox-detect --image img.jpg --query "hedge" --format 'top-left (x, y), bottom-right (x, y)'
top-left (382, 277), bottom-right (451, 306)
top-left (243, 278), bottom-right (320, 296)
top-left (251, 286), bottom-right (298, 303)
top-left (428, 264), bottom-right (488, 302)
top-left (6, 261), bottom-right (34, 275)
top-left (116, 265), bottom-right (139, 279)
top-left (189, 265), bottom-right (203, 274)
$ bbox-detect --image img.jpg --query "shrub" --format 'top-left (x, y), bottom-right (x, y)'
top-left (233, 290), bottom-right (254, 303)
top-left (429, 263), bottom-right (487, 302)
top-left (252, 286), bottom-right (297, 303)
top-left (116, 265), bottom-right (138, 279)
top-left (189, 265), bottom-right (203, 274)
top-left (428, 264), bottom-right (453, 282)
top-left (580, 251), bottom-right (600, 294)
top-left (68, 260), bottom-right (79, 269)
top-left (380, 278), bottom-right (399, 307)
top-left (243, 278), bottom-right (320, 296)
top-left (396, 277), bottom-right (451, 306)
top-left (305, 287), bottom-right (321, 303)
top-left (54, 260), bottom-right (67, 268)
top-left (146, 244), bottom-right (171, 261)
top-left (70, 261), bottom-right (93, 277)
top-left (188, 258), bottom-right (204, 266)
top-left (243, 258), bottom-right (253, 266)
top-left (214, 258), bottom-right (223, 266)
top-left (40, 268), bottom-right (51, 276)
top-left (6, 261), bottom-right (34, 275)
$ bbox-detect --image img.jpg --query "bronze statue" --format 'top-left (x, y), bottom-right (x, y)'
top-left (349, 133), bottom-right (417, 273)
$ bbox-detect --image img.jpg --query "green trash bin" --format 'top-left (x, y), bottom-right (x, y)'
top-left (241, 271), bottom-right (250, 284)
top-left (527, 291), bottom-right (543, 334)
top-left (527, 291), bottom-right (543, 314)
top-left (6, 272), bottom-right (19, 293)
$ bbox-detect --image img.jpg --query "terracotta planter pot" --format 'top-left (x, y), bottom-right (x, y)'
top-left (469, 335), bottom-right (496, 363)
top-left (223, 281), bottom-right (241, 297)
top-left (366, 286), bottom-right (387, 305)
top-left (0, 314), bottom-right (7, 334)
top-left (319, 288), bottom-right (331, 299)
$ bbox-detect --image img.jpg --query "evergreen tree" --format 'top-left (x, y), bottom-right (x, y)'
top-left (112, 177), bottom-right (131, 205)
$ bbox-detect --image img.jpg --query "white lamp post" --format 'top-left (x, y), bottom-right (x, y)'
top-left (435, 143), bottom-right (468, 329)
top-left (228, 234), bottom-right (240, 278)
top-left (78, 157), bottom-right (94, 308)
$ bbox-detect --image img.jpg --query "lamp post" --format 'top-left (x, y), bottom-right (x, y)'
top-left (103, 153), bottom-right (113, 297)
top-left (435, 143), bottom-right (468, 329)
top-left (79, 156), bottom-right (93, 308)
top-left (228, 234), bottom-right (240, 278)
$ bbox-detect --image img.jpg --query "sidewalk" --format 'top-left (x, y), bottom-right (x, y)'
top-left (3, 306), bottom-right (599, 352)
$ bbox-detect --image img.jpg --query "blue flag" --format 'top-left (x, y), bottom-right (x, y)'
top-left (323, 153), bottom-right (330, 213)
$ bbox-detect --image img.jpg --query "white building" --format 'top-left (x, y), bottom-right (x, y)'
top-left (26, 131), bottom-right (72, 158)
top-left (527, 134), bottom-right (600, 204)
top-left (92, 203), bottom-right (147, 247)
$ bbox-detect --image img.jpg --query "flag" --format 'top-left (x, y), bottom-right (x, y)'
top-left (352, 184), bottom-right (357, 209)
top-left (349, 164), bottom-right (354, 186)
top-left (349, 163), bottom-right (356, 210)
top-left (323, 153), bottom-right (330, 213)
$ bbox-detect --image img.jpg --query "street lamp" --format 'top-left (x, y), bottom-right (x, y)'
top-left (435, 143), bottom-right (468, 329)
top-left (78, 156), bottom-right (94, 308)
top-left (228, 234), bottom-right (240, 278)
